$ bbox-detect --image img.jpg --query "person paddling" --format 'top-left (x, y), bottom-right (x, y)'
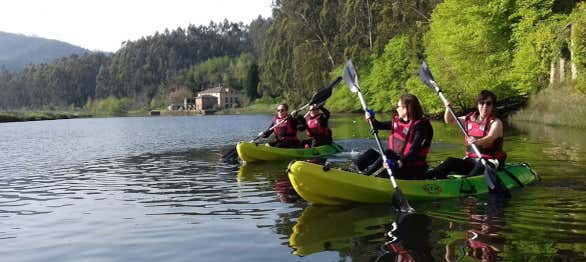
top-left (260, 103), bottom-right (306, 148)
top-left (357, 94), bottom-right (433, 180)
top-left (303, 104), bottom-right (333, 148)
top-left (427, 90), bottom-right (506, 179)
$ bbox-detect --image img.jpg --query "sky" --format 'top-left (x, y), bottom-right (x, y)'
top-left (0, 0), bottom-right (273, 52)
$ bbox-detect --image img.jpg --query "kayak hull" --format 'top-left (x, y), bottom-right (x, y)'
top-left (287, 161), bottom-right (538, 205)
top-left (236, 141), bottom-right (343, 162)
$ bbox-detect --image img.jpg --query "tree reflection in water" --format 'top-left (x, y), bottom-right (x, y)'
top-left (443, 195), bottom-right (509, 262)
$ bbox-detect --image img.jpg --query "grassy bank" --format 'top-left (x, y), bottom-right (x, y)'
top-left (510, 84), bottom-right (586, 128)
top-left (0, 110), bottom-right (93, 123)
top-left (217, 97), bottom-right (280, 115)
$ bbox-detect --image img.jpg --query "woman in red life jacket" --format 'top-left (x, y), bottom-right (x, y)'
top-left (427, 90), bottom-right (506, 179)
top-left (260, 103), bottom-right (306, 148)
top-left (362, 94), bottom-right (434, 180)
top-left (303, 104), bottom-right (332, 148)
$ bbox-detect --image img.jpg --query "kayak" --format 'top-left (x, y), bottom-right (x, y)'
top-left (287, 161), bottom-right (539, 205)
top-left (236, 141), bottom-right (343, 162)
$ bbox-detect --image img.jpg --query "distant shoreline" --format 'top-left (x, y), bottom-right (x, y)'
top-left (0, 111), bottom-right (93, 123)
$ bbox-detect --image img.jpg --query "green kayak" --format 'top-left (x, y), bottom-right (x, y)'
top-left (287, 161), bottom-right (538, 205)
top-left (236, 141), bottom-right (343, 163)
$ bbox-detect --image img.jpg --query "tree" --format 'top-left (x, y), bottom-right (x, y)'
top-left (245, 63), bottom-right (260, 100)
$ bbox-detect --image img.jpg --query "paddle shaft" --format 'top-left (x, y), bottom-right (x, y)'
top-left (435, 90), bottom-right (491, 167)
top-left (355, 87), bottom-right (399, 189)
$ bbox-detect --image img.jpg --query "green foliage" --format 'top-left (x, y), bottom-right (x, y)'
top-left (423, 0), bottom-right (516, 113)
top-left (570, 3), bottom-right (586, 92)
top-left (0, 53), bottom-right (108, 110)
top-left (326, 65), bottom-right (362, 112)
top-left (85, 96), bottom-right (129, 116)
top-left (245, 63), bottom-right (260, 101)
top-left (508, 0), bottom-right (567, 96)
top-left (179, 53), bottom-right (254, 92)
top-left (509, 22), bottom-right (559, 95)
top-left (366, 35), bottom-right (413, 112)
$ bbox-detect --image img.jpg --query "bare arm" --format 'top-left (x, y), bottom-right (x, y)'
top-left (443, 106), bottom-right (465, 128)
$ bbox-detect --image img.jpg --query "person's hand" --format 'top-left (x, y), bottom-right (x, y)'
top-left (383, 159), bottom-right (395, 170)
top-left (466, 136), bottom-right (478, 145)
top-left (444, 100), bottom-right (451, 108)
top-left (365, 109), bottom-right (375, 120)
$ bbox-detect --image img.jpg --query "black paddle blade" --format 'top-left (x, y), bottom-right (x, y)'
top-left (418, 61), bottom-right (441, 92)
top-left (343, 60), bottom-right (359, 93)
top-left (221, 146), bottom-right (238, 161)
top-left (392, 188), bottom-right (415, 214)
top-left (484, 163), bottom-right (511, 197)
top-left (309, 77), bottom-right (342, 105)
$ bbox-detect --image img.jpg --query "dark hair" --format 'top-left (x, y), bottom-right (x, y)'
top-left (476, 90), bottom-right (497, 105)
top-left (400, 94), bottom-right (424, 120)
top-left (278, 103), bottom-right (289, 110)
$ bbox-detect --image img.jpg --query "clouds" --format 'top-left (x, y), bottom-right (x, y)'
top-left (0, 0), bottom-right (272, 52)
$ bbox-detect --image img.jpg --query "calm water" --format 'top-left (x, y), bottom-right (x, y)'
top-left (0, 115), bottom-right (584, 261)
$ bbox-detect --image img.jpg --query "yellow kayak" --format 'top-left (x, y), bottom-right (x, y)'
top-left (287, 161), bottom-right (538, 205)
top-left (236, 141), bottom-right (343, 162)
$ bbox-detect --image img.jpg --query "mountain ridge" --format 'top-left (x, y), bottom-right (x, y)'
top-left (0, 31), bottom-right (90, 71)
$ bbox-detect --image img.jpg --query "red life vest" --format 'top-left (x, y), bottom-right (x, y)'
top-left (305, 114), bottom-right (332, 143)
top-left (388, 115), bottom-right (430, 167)
top-left (272, 116), bottom-right (298, 143)
top-left (464, 112), bottom-right (506, 162)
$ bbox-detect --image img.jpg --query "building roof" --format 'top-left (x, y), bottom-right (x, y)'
top-left (196, 95), bottom-right (218, 99)
top-left (198, 85), bottom-right (241, 94)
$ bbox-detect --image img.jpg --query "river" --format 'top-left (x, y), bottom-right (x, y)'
top-left (0, 115), bottom-right (584, 261)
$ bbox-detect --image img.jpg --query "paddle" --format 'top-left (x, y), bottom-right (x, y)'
top-left (343, 59), bottom-right (415, 213)
top-left (221, 77), bottom-right (342, 161)
top-left (418, 61), bottom-right (509, 195)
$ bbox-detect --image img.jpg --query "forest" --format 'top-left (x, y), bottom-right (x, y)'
top-left (0, 0), bottom-right (584, 116)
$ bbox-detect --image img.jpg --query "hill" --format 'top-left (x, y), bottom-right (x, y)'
top-left (0, 31), bottom-right (89, 71)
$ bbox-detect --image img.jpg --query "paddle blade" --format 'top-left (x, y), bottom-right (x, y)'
top-left (343, 60), bottom-right (360, 93)
top-left (418, 61), bottom-right (441, 93)
top-left (484, 163), bottom-right (511, 197)
top-left (221, 146), bottom-right (238, 161)
top-left (392, 188), bottom-right (415, 214)
top-left (309, 77), bottom-right (342, 106)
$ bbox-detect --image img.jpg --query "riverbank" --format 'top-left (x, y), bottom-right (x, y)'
top-left (0, 111), bottom-right (93, 123)
top-left (510, 84), bottom-right (586, 128)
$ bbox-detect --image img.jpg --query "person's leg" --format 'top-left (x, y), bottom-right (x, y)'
top-left (353, 148), bottom-right (380, 172)
top-left (427, 157), bottom-right (476, 179)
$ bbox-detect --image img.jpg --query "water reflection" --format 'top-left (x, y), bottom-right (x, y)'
top-left (237, 162), bottom-right (302, 203)
top-left (2, 115), bottom-right (586, 261)
top-left (289, 205), bottom-right (394, 257)
top-left (440, 196), bottom-right (508, 262)
top-left (376, 213), bottom-right (433, 262)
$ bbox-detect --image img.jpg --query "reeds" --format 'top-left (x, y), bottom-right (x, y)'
top-left (510, 84), bottom-right (586, 128)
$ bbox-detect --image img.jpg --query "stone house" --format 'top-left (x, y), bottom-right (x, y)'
top-left (197, 84), bottom-right (242, 109)
top-left (195, 95), bottom-right (218, 110)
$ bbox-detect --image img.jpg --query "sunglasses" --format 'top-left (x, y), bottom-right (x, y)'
top-left (310, 108), bottom-right (319, 111)
top-left (277, 109), bottom-right (287, 112)
top-left (479, 101), bottom-right (493, 106)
